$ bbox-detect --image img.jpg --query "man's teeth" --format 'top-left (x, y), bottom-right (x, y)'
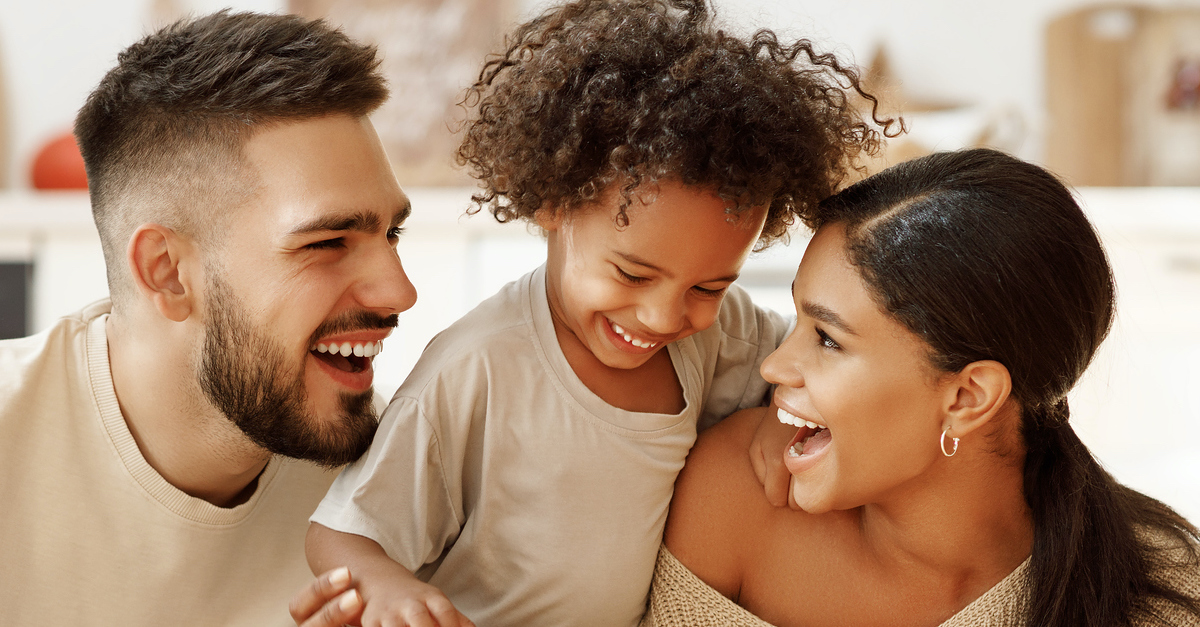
top-left (610, 322), bottom-right (658, 349)
top-left (312, 341), bottom-right (383, 357)
top-left (776, 407), bottom-right (824, 431)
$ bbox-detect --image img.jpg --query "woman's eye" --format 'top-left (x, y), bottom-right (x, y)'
top-left (617, 267), bottom-right (647, 284)
top-left (816, 327), bottom-right (841, 350)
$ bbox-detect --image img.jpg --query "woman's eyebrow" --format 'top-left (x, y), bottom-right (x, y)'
top-left (801, 300), bottom-right (857, 336)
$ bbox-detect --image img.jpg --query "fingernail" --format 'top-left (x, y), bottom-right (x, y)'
top-left (329, 567), bottom-right (350, 587)
top-left (337, 589), bottom-right (361, 612)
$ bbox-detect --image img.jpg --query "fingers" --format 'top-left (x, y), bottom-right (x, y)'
top-left (427, 595), bottom-right (475, 627)
top-left (749, 436), bottom-right (768, 486)
top-left (763, 452), bottom-right (792, 508)
top-left (296, 588), bottom-right (363, 627)
top-left (291, 567), bottom-right (357, 625)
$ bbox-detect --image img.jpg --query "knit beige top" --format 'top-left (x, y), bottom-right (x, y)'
top-left (640, 537), bottom-right (1200, 627)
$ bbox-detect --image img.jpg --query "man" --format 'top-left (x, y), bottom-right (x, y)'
top-left (0, 12), bottom-right (415, 626)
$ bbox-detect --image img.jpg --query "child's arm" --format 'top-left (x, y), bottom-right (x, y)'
top-left (305, 522), bottom-right (475, 627)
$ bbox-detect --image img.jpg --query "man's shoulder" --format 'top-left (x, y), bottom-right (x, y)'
top-left (0, 300), bottom-right (108, 393)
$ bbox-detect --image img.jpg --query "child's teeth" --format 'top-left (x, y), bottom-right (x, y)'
top-left (789, 442), bottom-right (803, 457)
top-left (612, 322), bottom-right (625, 334)
top-left (623, 333), bottom-right (634, 342)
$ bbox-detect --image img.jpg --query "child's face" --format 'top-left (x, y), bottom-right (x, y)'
top-left (540, 180), bottom-right (767, 370)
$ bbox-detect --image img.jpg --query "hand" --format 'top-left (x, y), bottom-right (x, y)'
top-left (290, 567), bottom-right (363, 627)
top-left (748, 402), bottom-right (800, 508)
top-left (356, 572), bottom-right (475, 627)
top-left (306, 524), bottom-right (474, 627)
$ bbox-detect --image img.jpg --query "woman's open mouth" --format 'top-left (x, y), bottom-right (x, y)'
top-left (778, 407), bottom-right (831, 459)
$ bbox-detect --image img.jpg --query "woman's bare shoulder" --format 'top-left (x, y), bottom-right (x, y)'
top-left (664, 406), bottom-right (775, 599)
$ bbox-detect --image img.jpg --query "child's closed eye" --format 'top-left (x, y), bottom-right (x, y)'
top-left (615, 266), bottom-right (648, 284)
top-left (691, 285), bottom-right (727, 297)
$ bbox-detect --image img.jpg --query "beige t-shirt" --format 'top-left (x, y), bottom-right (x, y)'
top-left (313, 265), bottom-right (789, 627)
top-left (0, 300), bottom-right (338, 626)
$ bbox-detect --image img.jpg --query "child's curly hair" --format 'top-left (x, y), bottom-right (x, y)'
top-left (456, 0), bottom-right (897, 245)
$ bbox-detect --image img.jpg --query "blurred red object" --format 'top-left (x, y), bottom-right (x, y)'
top-left (31, 132), bottom-right (88, 190)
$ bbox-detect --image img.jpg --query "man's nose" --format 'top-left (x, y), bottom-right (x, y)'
top-left (356, 247), bottom-right (417, 314)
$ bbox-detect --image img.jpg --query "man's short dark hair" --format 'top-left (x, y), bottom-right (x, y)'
top-left (75, 11), bottom-right (388, 302)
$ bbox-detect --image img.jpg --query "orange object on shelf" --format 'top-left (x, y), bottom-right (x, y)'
top-left (30, 132), bottom-right (88, 190)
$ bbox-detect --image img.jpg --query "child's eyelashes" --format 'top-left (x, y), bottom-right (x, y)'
top-left (692, 285), bottom-right (727, 298)
top-left (616, 267), bottom-right (648, 284)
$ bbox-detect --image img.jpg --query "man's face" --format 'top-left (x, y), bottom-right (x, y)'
top-left (199, 115), bottom-right (416, 466)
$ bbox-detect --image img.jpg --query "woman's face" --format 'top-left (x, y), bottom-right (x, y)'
top-left (761, 222), bottom-right (954, 514)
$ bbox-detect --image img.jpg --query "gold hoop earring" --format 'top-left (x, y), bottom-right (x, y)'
top-left (940, 429), bottom-right (959, 457)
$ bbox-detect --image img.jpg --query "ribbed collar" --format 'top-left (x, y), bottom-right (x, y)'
top-left (84, 303), bottom-right (282, 526)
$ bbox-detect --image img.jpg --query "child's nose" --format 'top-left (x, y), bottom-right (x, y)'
top-left (637, 291), bottom-right (687, 335)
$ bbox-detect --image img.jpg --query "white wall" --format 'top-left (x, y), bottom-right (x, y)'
top-left (0, 0), bottom-right (283, 188)
top-left (8, 0), bottom-right (1200, 186)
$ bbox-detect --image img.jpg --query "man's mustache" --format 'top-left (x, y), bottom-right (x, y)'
top-left (308, 311), bottom-right (399, 345)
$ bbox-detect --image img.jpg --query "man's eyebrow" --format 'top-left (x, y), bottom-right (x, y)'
top-left (614, 251), bottom-right (740, 283)
top-left (801, 300), bottom-right (857, 336)
top-left (391, 200), bottom-right (412, 227)
top-left (287, 200), bottom-right (411, 236)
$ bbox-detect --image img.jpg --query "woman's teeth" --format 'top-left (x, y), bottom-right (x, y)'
top-left (779, 407), bottom-right (826, 457)
top-left (312, 341), bottom-right (383, 357)
top-left (610, 322), bottom-right (658, 349)
top-left (777, 407), bottom-right (823, 431)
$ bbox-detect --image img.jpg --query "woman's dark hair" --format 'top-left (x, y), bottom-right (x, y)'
top-left (812, 148), bottom-right (1200, 626)
top-left (456, 0), bottom-right (897, 246)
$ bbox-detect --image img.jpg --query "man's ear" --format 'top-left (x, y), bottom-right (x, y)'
top-left (126, 224), bottom-right (198, 322)
top-left (941, 360), bottom-right (1013, 440)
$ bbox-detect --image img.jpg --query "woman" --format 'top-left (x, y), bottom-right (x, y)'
top-left (645, 149), bottom-right (1200, 626)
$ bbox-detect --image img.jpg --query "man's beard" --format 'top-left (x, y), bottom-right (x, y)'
top-left (197, 276), bottom-right (394, 468)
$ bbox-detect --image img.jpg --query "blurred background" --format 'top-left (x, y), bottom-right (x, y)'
top-left (0, 0), bottom-right (1196, 520)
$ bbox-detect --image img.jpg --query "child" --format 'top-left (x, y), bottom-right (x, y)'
top-left (305, 1), bottom-right (889, 625)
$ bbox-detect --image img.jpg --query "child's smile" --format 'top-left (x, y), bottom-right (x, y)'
top-left (540, 180), bottom-right (767, 375)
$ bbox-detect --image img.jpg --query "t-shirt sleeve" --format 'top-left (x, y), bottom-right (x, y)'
top-left (310, 392), bottom-right (465, 575)
top-left (696, 284), bottom-right (793, 432)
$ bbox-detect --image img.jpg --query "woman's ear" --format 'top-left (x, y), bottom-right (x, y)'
top-left (126, 224), bottom-right (197, 322)
top-left (941, 360), bottom-right (1013, 439)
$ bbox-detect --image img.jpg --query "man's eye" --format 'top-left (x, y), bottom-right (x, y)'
top-left (387, 226), bottom-right (406, 241)
top-left (617, 267), bottom-right (647, 284)
top-left (306, 238), bottom-right (344, 250)
top-left (816, 327), bottom-right (841, 350)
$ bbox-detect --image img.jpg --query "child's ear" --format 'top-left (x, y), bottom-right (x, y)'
top-left (534, 206), bottom-right (564, 232)
top-left (941, 359), bottom-right (1012, 440)
top-left (126, 224), bottom-right (198, 323)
